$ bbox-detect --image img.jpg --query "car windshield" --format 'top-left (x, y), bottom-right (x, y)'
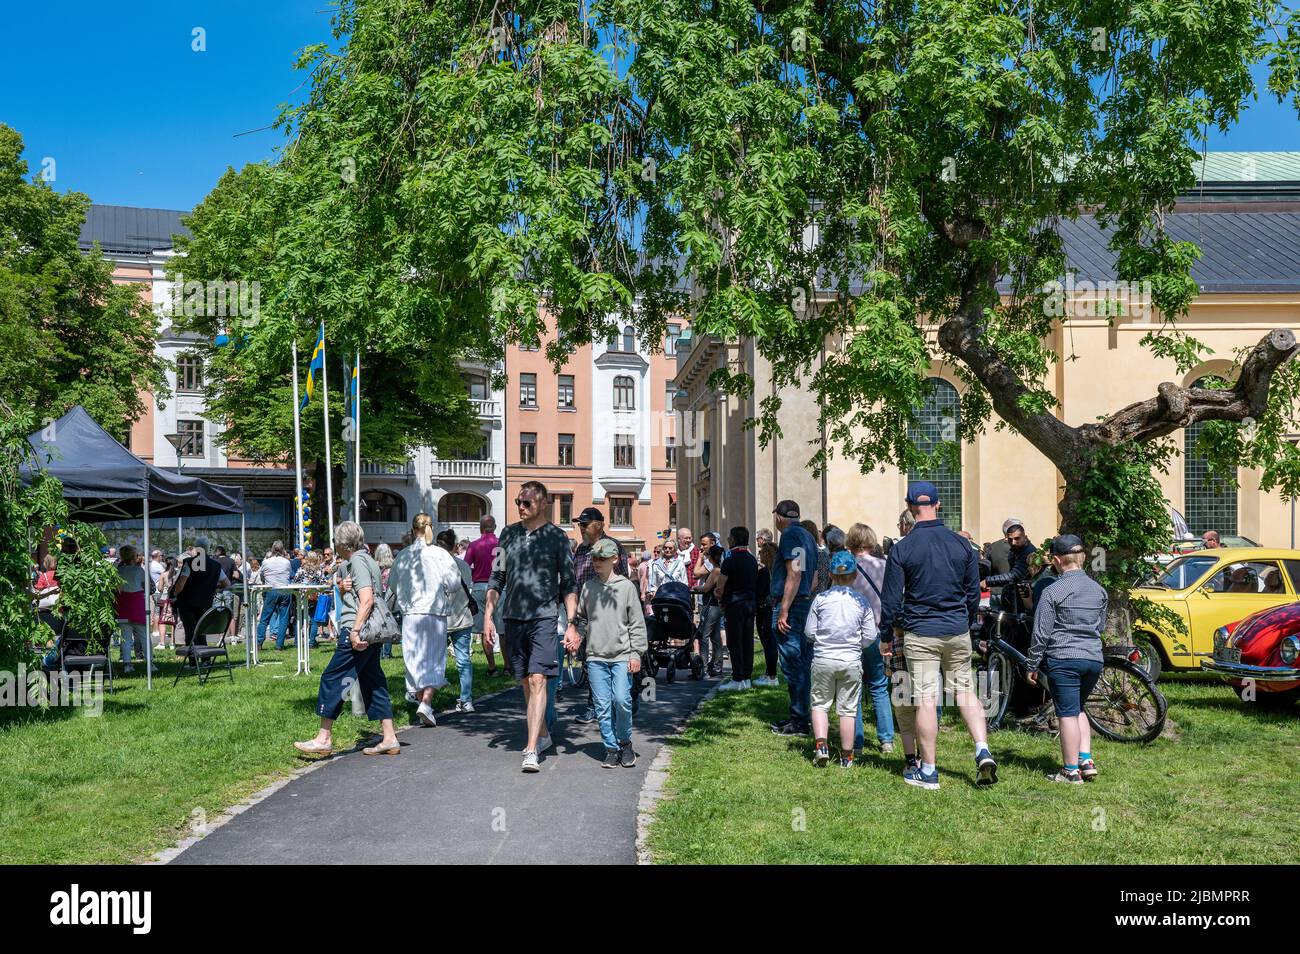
top-left (1142, 555), bottom-right (1219, 591)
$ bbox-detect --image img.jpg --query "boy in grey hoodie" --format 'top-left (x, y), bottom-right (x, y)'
top-left (565, 538), bottom-right (648, 768)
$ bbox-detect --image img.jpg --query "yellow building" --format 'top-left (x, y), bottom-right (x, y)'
top-left (673, 153), bottom-right (1300, 550)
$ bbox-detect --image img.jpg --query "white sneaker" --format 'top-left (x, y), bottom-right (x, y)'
top-left (740, 680), bottom-right (752, 690)
top-left (753, 675), bottom-right (778, 687)
top-left (455, 699), bottom-right (475, 713)
top-left (417, 702), bottom-right (437, 727)
top-left (521, 751), bottom-right (539, 773)
top-left (405, 690), bottom-right (418, 704)
top-left (537, 734), bottom-right (554, 753)
top-left (717, 679), bottom-right (743, 692)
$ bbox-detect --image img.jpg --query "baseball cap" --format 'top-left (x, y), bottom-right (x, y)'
top-left (830, 550), bottom-right (857, 575)
top-left (773, 499), bottom-right (801, 519)
top-left (1051, 534), bottom-right (1085, 556)
top-left (577, 507), bottom-right (604, 525)
top-left (1002, 518), bottom-right (1025, 535)
top-left (591, 538), bottom-right (619, 559)
top-left (905, 481), bottom-right (939, 506)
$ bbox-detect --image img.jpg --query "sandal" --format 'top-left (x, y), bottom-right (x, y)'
top-left (363, 740), bottom-right (401, 756)
top-left (293, 739), bottom-right (333, 756)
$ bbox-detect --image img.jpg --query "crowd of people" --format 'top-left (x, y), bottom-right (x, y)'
top-left (31, 475), bottom-right (1127, 788)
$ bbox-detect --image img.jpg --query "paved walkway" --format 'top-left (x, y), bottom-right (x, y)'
top-left (172, 670), bottom-right (715, 865)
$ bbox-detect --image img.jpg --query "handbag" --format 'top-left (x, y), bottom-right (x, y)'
top-left (461, 577), bottom-right (480, 617)
top-left (353, 553), bottom-right (401, 645)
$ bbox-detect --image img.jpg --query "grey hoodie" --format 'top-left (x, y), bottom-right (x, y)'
top-left (573, 574), bottom-right (648, 662)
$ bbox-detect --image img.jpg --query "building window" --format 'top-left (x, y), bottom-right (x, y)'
top-left (176, 354), bottom-right (203, 393)
top-left (665, 323), bottom-right (682, 356)
top-left (665, 436), bottom-right (677, 469)
top-left (463, 373), bottom-right (489, 400)
top-left (907, 378), bottom-right (962, 531)
top-left (520, 432), bottom-right (537, 465)
top-left (558, 374), bottom-right (575, 409)
top-left (518, 341), bottom-right (539, 352)
top-left (438, 492), bottom-right (486, 524)
top-left (178, 420), bottom-right (204, 458)
top-left (555, 494), bottom-right (573, 526)
top-left (360, 490), bottom-right (406, 523)
top-left (614, 375), bottom-right (635, 410)
top-left (519, 373), bottom-right (537, 408)
top-left (610, 496), bottom-right (633, 528)
top-left (622, 326), bottom-right (636, 353)
top-left (558, 433), bottom-right (575, 466)
top-left (1185, 376), bottom-right (1238, 536)
top-left (615, 433), bottom-right (636, 469)
top-left (471, 433), bottom-right (491, 461)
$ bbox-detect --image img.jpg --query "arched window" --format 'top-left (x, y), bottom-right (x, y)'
top-left (439, 492), bottom-right (487, 524)
top-left (907, 378), bottom-right (962, 530)
top-left (613, 375), bottom-right (635, 410)
top-left (622, 325), bottom-right (636, 353)
top-left (1184, 376), bottom-right (1238, 536)
top-left (360, 490), bottom-right (406, 523)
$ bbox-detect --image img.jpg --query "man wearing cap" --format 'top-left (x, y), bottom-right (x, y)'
top-left (769, 500), bottom-right (820, 736)
top-left (1025, 534), bottom-right (1108, 784)
top-left (570, 507), bottom-right (629, 725)
top-left (879, 481), bottom-right (997, 789)
top-left (986, 518), bottom-right (1037, 611)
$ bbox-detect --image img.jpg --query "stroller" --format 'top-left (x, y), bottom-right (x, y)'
top-left (644, 581), bottom-right (705, 683)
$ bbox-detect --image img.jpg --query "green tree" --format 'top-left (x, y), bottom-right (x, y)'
top-left (0, 124), bottom-right (169, 442)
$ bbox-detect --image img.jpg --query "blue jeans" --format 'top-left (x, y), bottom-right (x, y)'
top-left (587, 659), bottom-right (632, 750)
top-left (854, 641), bottom-right (896, 750)
top-left (257, 590), bottom-right (291, 646)
top-left (315, 627), bottom-right (393, 721)
top-left (774, 598), bottom-right (813, 727)
top-left (449, 627), bottom-right (473, 702)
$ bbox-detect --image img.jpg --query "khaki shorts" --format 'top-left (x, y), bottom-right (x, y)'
top-left (810, 656), bottom-right (863, 714)
top-left (903, 631), bottom-right (976, 703)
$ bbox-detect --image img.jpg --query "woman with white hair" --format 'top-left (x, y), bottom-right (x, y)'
top-left (294, 521), bottom-right (399, 757)
top-left (387, 513), bottom-right (462, 727)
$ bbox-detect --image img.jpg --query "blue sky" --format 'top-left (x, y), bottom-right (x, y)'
top-left (2, 1), bottom-right (1298, 213)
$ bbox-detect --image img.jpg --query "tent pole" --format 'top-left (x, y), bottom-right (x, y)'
top-left (144, 498), bottom-right (153, 691)
top-left (241, 511), bottom-right (250, 669)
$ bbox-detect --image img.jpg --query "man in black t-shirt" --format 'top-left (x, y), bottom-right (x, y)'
top-left (171, 536), bottom-right (229, 646)
top-left (715, 526), bottom-right (759, 690)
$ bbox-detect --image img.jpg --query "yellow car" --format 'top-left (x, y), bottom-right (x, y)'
top-left (1132, 547), bottom-right (1300, 680)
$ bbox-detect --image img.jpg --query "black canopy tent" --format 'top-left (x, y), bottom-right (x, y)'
top-left (22, 406), bottom-right (250, 688)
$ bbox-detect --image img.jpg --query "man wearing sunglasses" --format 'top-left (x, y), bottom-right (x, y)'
top-left (985, 518), bottom-right (1037, 612)
top-left (484, 481), bottom-right (578, 773)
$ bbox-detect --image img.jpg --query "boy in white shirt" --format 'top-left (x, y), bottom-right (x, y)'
top-left (806, 550), bottom-right (879, 767)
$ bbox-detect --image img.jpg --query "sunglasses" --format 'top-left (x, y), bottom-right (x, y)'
top-left (515, 497), bottom-right (539, 508)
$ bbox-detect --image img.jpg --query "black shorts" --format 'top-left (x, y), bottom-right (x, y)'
top-left (503, 617), bottom-right (560, 680)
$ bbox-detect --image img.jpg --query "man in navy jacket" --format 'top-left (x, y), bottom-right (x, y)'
top-left (879, 481), bottom-right (998, 791)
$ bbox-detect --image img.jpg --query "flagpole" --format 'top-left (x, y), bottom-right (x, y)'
top-left (320, 325), bottom-right (336, 550)
top-left (291, 338), bottom-right (306, 554)
top-left (354, 350), bottom-right (362, 522)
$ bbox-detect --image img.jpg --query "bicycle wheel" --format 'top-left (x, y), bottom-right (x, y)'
top-left (979, 650), bottom-right (1013, 730)
top-left (1084, 658), bottom-right (1167, 744)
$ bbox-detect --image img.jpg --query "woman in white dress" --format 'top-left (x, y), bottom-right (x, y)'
top-left (387, 512), bottom-right (462, 727)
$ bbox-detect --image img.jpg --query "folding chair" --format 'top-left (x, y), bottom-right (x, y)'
top-left (174, 606), bottom-right (235, 687)
top-left (39, 612), bottom-right (115, 695)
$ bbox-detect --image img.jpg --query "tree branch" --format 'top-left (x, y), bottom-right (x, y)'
top-left (1087, 328), bottom-right (1299, 445)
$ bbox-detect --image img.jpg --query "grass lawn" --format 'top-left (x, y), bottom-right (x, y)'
top-left (647, 673), bottom-right (1300, 864)
top-left (0, 640), bottom-right (513, 864)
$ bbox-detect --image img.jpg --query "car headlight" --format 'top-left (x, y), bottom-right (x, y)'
top-left (1214, 626), bottom-right (1230, 652)
top-left (1281, 636), bottom-right (1300, 665)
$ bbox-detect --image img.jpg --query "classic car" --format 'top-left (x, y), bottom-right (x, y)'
top-left (1202, 602), bottom-right (1300, 704)
top-left (1131, 547), bottom-right (1300, 680)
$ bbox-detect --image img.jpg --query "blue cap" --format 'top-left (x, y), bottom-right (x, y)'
top-left (906, 481), bottom-right (939, 506)
top-left (830, 550), bottom-right (857, 575)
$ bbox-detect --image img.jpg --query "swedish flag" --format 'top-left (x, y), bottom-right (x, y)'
top-left (349, 358), bottom-right (359, 428)
top-left (301, 325), bottom-right (325, 410)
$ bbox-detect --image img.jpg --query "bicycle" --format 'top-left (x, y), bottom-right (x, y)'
top-left (974, 609), bottom-right (1167, 744)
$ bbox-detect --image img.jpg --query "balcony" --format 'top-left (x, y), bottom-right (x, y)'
top-left (471, 398), bottom-right (501, 420)
top-left (431, 459), bottom-right (500, 481)
top-left (361, 459), bottom-right (415, 479)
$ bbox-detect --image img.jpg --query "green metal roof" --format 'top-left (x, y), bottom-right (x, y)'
top-left (1192, 152), bottom-right (1300, 182)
